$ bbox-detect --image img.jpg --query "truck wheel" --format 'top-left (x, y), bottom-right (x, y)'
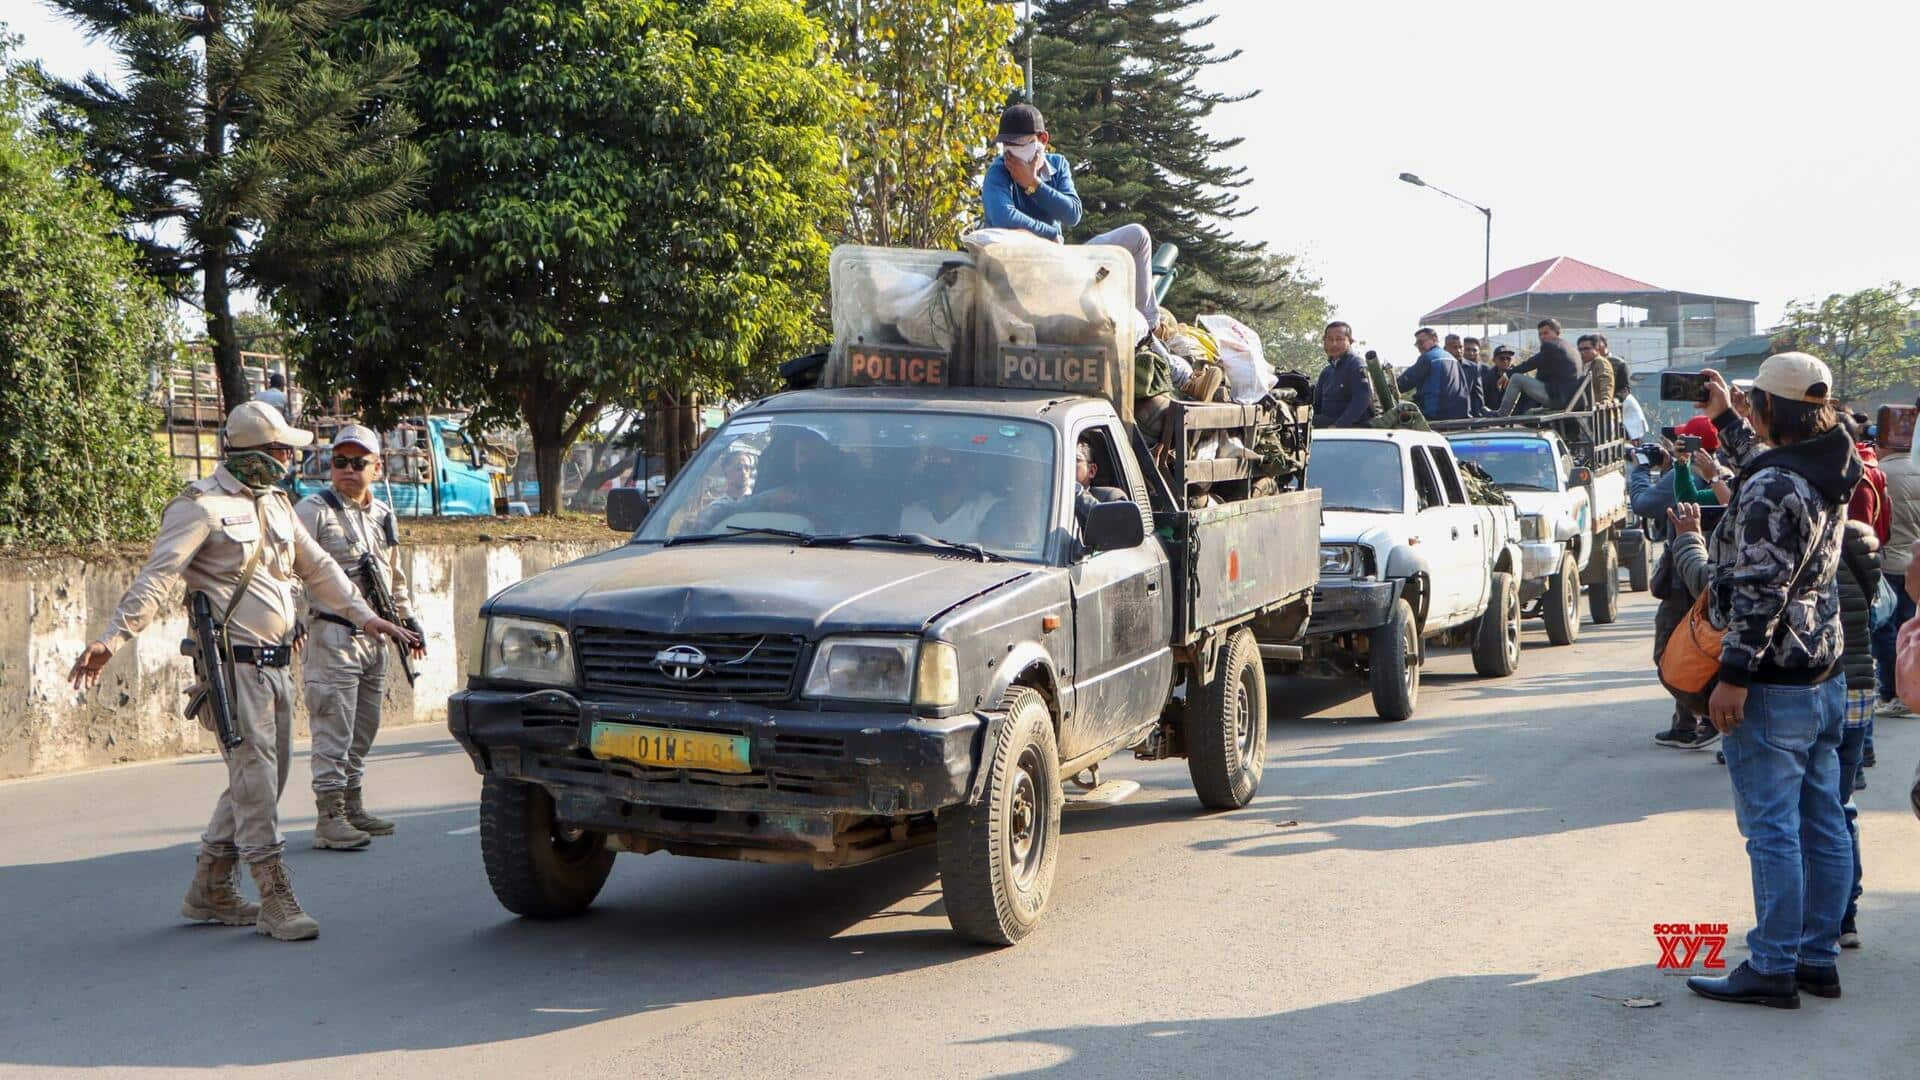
top-left (937, 687), bottom-right (1061, 945)
top-left (1543, 553), bottom-right (1580, 646)
top-left (1471, 570), bottom-right (1521, 677)
top-left (1625, 533), bottom-right (1651, 593)
top-left (1589, 540), bottom-right (1621, 624)
top-left (1187, 627), bottom-right (1267, 809)
top-left (1368, 598), bottom-right (1419, 721)
top-left (479, 776), bottom-right (614, 919)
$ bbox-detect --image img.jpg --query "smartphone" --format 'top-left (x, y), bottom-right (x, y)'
top-left (1660, 369), bottom-right (1708, 403)
top-left (1879, 405), bottom-right (1916, 453)
top-left (1659, 425), bottom-right (1679, 441)
top-left (1677, 434), bottom-right (1702, 454)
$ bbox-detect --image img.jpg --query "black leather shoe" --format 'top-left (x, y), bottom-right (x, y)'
top-left (1687, 961), bottom-right (1800, 1009)
top-left (1795, 964), bottom-right (1841, 999)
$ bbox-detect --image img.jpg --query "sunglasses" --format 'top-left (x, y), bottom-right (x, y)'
top-left (331, 455), bottom-right (375, 471)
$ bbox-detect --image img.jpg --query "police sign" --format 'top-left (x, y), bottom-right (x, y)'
top-left (996, 345), bottom-right (1108, 395)
top-left (845, 345), bottom-right (951, 388)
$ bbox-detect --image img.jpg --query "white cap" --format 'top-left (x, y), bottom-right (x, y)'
top-left (1753, 351), bottom-right (1833, 404)
top-left (332, 424), bottom-right (381, 453)
top-left (224, 400), bottom-right (313, 449)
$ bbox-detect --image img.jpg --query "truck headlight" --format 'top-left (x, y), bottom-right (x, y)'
top-left (1519, 514), bottom-right (1549, 542)
top-left (1319, 544), bottom-right (1358, 576)
top-left (804, 636), bottom-right (918, 703)
top-left (483, 617), bottom-right (576, 686)
top-left (913, 641), bottom-right (960, 709)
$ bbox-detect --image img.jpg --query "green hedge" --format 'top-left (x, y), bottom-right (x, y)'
top-left (0, 68), bottom-right (174, 548)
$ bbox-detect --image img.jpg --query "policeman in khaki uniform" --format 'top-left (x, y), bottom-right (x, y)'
top-left (296, 425), bottom-right (424, 850)
top-left (68, 402), bottom-right (417, 942)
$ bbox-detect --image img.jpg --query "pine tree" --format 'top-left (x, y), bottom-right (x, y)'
top-left (37, 0), bottom-right (427, 413)
top-left (1031, 0), bottom-right (1270, 315)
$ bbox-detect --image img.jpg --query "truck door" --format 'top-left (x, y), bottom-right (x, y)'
top-left (1408, 446), bottom-right (1476, 626)
top-left (1428, 446), bottom-right (1492, 619)
top-left (433, 421), bottom-right (492, 515)
top-left (1064, 422), bottom-right (1173, 761)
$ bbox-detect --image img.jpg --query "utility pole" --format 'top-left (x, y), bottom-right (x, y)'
top-left (1400, 173), bottom-right (1493, 343)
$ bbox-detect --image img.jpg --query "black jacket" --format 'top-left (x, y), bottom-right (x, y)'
top-left (1512, 339), bottom-right (1582, 408)
top-left (1313, 351), bottom-right (1376, 428)
top-left (1837, 520), bottom-right (1882, 691)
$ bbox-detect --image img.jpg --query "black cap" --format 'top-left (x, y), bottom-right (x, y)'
top-left (997, 103), bottom-right (1046, 141)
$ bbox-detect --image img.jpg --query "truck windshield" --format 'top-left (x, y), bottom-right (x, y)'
top-left (1307, 440), bottom-right (1404, 513)
top-left (637, 410), bottom-right (1058, 561)
top-left (1449, 438), bottom-right (1560, 491)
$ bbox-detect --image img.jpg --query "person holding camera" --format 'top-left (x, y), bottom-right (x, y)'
top-left (1685, 357), bottom-right (1864, 1009)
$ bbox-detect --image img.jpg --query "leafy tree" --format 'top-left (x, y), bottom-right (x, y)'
top-left (1772, 282), bottom-right (1920, 402)
top-left (1031, 0), bottom-right (1267, 314)
top-left (1185, 253), bottom-right (1334, 377)
top-left (0, 39), bottom-right (174, 546)
top-left (812, 0), bottom-right (1024, 248)
top-left (37, 0), bottom-right (428, 413)
top-left (289, 0), bottom-right (855, 514)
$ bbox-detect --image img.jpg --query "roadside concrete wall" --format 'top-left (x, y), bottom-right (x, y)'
top-left (0, 539), bottom-right (619, 781)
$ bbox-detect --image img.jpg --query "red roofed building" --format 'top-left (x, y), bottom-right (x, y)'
top-left (1421, 256), bottom-right (1756, 365)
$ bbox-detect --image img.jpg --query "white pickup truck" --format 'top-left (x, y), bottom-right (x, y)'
top-left (1294, 429), bottom-right (1525, 721)
top-left (1446, 427), bottom-right (1630, 646)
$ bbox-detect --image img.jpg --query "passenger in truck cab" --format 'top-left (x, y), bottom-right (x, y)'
top-left (902, 446), bottom-right (1004, 539)
top-left (1073, 438), bottom-right (1131, 533)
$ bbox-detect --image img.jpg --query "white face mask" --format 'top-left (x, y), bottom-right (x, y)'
top-left (1004, 140), bottom-right (1045, 165)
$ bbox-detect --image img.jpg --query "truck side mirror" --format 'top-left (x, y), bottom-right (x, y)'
top-left (607, 487), bottom-right (652, 532)
top-left (1083, 500), bottom-right (1145, 554)
top-left (1569, 466), bottom-right (1593, 487)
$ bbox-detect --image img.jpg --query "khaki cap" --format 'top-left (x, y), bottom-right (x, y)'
top-left (331, 423), bottom-right (381, 453)
top-left (1753, 351), bottom-right (1833, 404)
top-left (224, 400), bottom-right (314, 449)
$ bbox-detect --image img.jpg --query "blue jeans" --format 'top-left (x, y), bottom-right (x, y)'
top-left (1720, 677), bottom-right (1851, 974)
top-left (1837, 724), bottom-right (1865, 923)
top-left (1870, 572), bottom-right (1915, 702)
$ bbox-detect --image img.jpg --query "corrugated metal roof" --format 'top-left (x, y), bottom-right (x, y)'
top-left (1421, 256), bottom-right (1669, 323)
top-left (1707, 331), bottom-right (1779, 361)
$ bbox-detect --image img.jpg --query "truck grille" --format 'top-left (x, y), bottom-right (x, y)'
top-left (573, 628), bottom-right (806, 700)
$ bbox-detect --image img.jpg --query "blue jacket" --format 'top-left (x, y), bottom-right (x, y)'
top-left (1628, 461), bottom-right (1675, 541)
top-left (1397, 346), bottom-right (1473, 421)
top-left (1313, 351), bottom-right (1375, 427)
top-left (982, 154), bottom-right (1083, 241)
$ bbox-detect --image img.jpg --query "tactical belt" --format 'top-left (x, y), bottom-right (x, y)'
top-left (311, 611), bottom-right (360, 634)
top-left (231, 644), bottom-right (294, 668)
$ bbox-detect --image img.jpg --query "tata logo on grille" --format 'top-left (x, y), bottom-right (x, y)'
top-left (653, 646), bottom-right (709, 681)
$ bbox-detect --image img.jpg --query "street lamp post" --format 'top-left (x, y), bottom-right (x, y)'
top-left (988, 0), bottom-right (1035, 100)
top-left (1400, 173), bottom-right (1492, 344)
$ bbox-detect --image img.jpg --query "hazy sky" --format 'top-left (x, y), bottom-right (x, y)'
top-left (13, 1), bottom-right (1919, 361)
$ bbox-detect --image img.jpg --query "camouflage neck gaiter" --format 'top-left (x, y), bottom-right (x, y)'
top-left (224, 450), bottom-right (288, 491)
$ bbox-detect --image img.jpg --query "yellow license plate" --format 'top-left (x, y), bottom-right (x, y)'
top-left (589, 722), bottom-right (752, 775)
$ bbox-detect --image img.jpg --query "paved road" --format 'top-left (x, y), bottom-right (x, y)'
top-left (4, 592), bottom-right (1919, 1078)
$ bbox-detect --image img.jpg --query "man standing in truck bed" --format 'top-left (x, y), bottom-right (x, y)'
top-left (67, 403), bottom-right (417, 941)
top-left (297, 425), bottom-right (426, 852)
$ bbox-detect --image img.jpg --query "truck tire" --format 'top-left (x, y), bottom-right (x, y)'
top-left (1368, 598), bottom-right (1419, 722)
top-left (1471, 570), bottom-right (1521, 677)
top-left (1625, 532), bottom-right (1651, 593)
top-left (1543, 552), bottom-right (1580, 646)
top-left (1187, 627), bottom-right (1267, 809)
top-left (937, 687), bottom-right (1061, 945)
top-left (479, 775), bottom-right (614, 919)
top-left (1589, 539), bottom-right (1621, 624)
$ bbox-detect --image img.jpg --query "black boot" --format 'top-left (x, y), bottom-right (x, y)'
top-left (1794, 964), bottom-right (1841, 999)
top-left (1687, 961), bottom-right (1799, 1009)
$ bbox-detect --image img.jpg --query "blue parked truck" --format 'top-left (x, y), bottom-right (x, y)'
top-left (289, 415), bottom-right (502, 516)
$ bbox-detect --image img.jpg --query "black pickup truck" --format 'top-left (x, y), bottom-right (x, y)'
top-left (449, 380), bottom-right (1318, 944)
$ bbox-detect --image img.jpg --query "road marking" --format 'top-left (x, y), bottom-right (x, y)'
top-left (447, 825), bottom-right (479, 836)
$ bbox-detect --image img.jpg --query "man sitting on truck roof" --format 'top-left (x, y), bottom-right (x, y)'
top-left (1397, 327), bottom-right (1474, 421)
top-left (1496, 318), bottom-right (1583, 416)
top-left (1311, 321), bottom-right (1375, 428)
top-left (981, 103), bottom-right (1158, 339)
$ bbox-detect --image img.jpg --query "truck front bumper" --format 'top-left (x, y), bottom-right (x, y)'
top-left (1519, 541), bottom-right (1562, 600)
top-left (1305, 579), bottom-right (1400, 636)
top-left (449, 688), bottom-right (984, 818)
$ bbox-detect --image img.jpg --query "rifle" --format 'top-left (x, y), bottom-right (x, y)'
top-left (354, 552), bottom-right (419, 686)
top-left (181, 591), bottom-right (244, 750)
